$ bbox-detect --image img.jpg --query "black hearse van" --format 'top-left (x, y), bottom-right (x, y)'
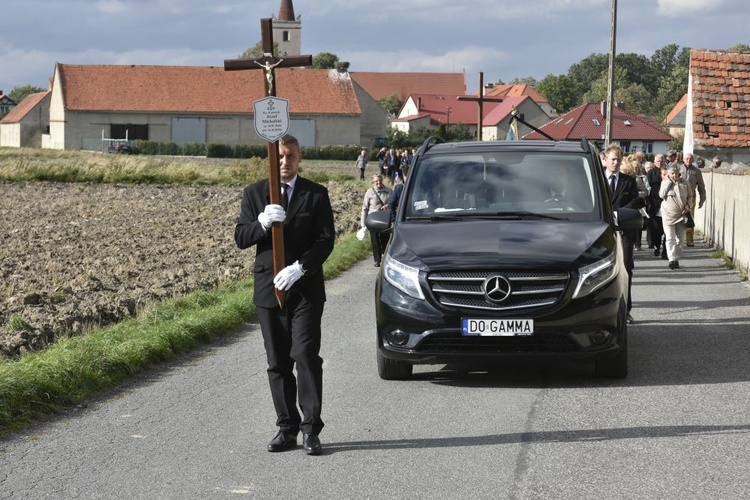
top-left (366, 137), bottom-right (642, 380)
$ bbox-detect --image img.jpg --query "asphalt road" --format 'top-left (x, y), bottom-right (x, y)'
top-left (2, 237), bottom-right (750, 499)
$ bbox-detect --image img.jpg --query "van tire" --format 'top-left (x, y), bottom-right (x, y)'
top-left (377, 351), bottom-right (413, 380)
top-left (595, 326), bottom-right (628, 378)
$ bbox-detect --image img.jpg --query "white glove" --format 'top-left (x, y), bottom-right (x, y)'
top-left (356, 226), bottom-right (367, 241)
top-left (258, 204), bottom-right (286, 230)
top-left (273, 261), bottom-right (305, 291)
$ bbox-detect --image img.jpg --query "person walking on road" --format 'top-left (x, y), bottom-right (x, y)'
top-left (659, 165), bottom-right (693, 270)
top-left (679, 153), bottom-right (706, 247)
top-left (603, 145), bottom-right (640, 323)
top-left (355, 148), bottom-right (368, 181)
top-left (361, 174), bottom-right (391, 267)
top-left (234, 134), bottom-right (335, 456)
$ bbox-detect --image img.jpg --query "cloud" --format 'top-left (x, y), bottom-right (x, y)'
top-left (95, 0), bottom-right (129, 15)
top-left (656, 0), bottom-right (724, 17)
top-left (343, 46), bottom-right (510, 76)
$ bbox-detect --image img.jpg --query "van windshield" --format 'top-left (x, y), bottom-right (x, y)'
top-left (404, 152), bottom-right (601, 221)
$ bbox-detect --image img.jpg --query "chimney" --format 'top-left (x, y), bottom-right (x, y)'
top-left (335, 61), bottom-right (350, 73)
top-left (600, 101), bottom-right (606, 119)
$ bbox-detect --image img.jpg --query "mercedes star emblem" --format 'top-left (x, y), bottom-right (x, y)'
top-left (483, 275), bottom-right (512, 303)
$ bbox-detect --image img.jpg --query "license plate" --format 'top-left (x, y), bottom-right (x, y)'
top-left (461, 318), bottom-right (534, 336)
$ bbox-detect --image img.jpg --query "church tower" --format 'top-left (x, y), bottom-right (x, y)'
top-left (273, 0), bottom-right (301, 56)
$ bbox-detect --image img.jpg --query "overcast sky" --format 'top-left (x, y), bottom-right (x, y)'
top-left (1, 0), bottom-right (747, 97)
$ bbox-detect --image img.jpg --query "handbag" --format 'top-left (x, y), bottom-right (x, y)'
top-left (675, 181), bottom-right (695, 228)
top-left (684, 212), bottom-right (695, 229)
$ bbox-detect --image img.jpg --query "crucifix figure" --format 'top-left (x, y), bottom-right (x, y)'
top-left (457, 72), bottom-right (504, 141)
top-left (225, 18), bottom-right (312, 307)
top-left (255, 55), bottom-right (284, 95)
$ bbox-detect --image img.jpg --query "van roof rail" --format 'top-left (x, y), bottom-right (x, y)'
top-left (419, 136), bottom-right (445, 155)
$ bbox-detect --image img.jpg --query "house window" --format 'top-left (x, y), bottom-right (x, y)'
top-left (592, 118), bottom-right (601, 126)
top-left (620, 141), bottom-right (631, 152)
top-left (642, 142), bottom-right (653, 154)
top-left (283, 31), bottom-right (290, 42)
top-left (111, 124), bottom-right (148, 140)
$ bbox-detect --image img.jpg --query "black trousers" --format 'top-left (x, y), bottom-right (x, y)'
top-left (648, 215), bottom-right (664, 251)
top-left (257, 292), bottom-right (325, 436)
top-left (369, 228), bottom-right (389, 264)
top-left (620, 230), bottom-right (635, 312)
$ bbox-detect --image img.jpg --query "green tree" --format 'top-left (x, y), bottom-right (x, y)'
top-left (567, 53), bottom-right (609, 103)
top-left (536, 73), bottom-right (578, 113)
top-left (8, 85), bottom-right (46, 105)
top-left (651, 43), bottom-right (680, 76)
top-left (615, 53), bottom-right (658, 95)
top-left (729, 43), bottom-right (750, 51)
top-left (508, 76), bottom-right (538, 87)
top-left (378, 93), bottom-right (403, 115)
top-left (386, 127), bottom-right (410, 149)
top-left (446, 123), bottom-right (473, 142)
top-left (312, 52), bottom-right (339, 69)
top-left (581, 66), bottom-right (653, 115)
top-left (653, 65), bottom-right (690, 120)
top-left (238, 41), bottom-right (280, 59)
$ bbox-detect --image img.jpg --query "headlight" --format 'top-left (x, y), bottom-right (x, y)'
top-left (572, 252), bottom-right (618, 299)
top-left (383, 255), bottom-right (425, 300)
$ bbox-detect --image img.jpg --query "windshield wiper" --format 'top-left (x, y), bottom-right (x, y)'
top-left (405, 215), bottom-right (462, 221)
top-left (453, 211), bottom-right (565, 220)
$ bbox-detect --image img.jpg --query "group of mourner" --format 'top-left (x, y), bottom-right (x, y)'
top-left (234, 133), bottom-right (711, 456)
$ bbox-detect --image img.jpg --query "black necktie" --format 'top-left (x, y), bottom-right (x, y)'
top-left (609, 175), bottom-right (616, 194)
top-left (281, 183), bottom-right (289, 210)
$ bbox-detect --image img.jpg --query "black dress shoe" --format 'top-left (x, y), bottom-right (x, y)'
top-left (302, 433), bottom-right (323, 455)
top-left (267, 430), bottom-right (298, 452)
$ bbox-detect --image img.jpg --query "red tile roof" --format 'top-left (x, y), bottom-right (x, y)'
top-left (350, 72), bottom-right (466, 101)
top-left (0, 91), bottom-right (49, 123)
top-left (398, 93), bottom-right (504, 126)
top-left (482, 96), bottom-right (531, 125)
top-left (525, 102), bottom-right (672, 141)
top-left (484, 84), bottom-right (549, 103)
top-left (689, 49), bottom-right (750, 149)
top-left (56, 64), bottom-right (360, 115)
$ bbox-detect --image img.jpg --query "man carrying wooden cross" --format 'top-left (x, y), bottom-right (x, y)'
top-left (230, 19), bottom-right (335, 456)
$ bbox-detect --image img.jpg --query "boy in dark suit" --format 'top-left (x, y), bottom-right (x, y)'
top-left (235, 135), bottom-right (335, 455)
top-left (603, 145), bottom-right (640, 323)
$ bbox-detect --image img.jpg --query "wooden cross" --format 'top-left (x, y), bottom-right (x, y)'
top-left (457, 72), bottom-right (504, 141)
top-left (224, 18), bottom-right (312, 308)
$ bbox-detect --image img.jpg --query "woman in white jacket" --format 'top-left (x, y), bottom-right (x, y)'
top-left (659, 165), bottom-right (693, 269)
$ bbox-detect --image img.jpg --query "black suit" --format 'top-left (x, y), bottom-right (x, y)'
top-left (607, 172), bottom-right (640, 312)
top-left (235, 176), bottom-right (335, 436)
top-left (646, 168), bottom-right (665, 252)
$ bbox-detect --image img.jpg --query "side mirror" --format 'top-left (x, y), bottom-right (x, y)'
top-left (614, 207), bottom-right (643, 232)
top-left (365, 209), bottom-right (391, 232)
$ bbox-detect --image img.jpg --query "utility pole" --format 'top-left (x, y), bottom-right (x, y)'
top-left (604, 0), bottom-right (617, 147)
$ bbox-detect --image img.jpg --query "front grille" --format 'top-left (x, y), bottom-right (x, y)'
top-left (427, 270), bottom-right (569, 312)
top-left (417, 332), bottom-right (578, 353)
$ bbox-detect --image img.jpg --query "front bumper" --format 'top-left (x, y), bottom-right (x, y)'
top-left (376, 276), bottom-right (626, 366)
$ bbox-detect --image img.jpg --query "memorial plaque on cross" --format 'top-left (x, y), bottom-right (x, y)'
top-left (457, 72), bottom-right (504, 141)
top-left (225, 18), bottom-right (312, 308)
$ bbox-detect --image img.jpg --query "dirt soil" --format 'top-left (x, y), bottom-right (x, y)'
top-left (0, 179), bottom-right (364, 359)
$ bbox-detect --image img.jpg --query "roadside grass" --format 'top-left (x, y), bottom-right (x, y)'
top-left (0, 147), bottom-right (356, 184)
top-left (0, 233), bottom-right (372, 433)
